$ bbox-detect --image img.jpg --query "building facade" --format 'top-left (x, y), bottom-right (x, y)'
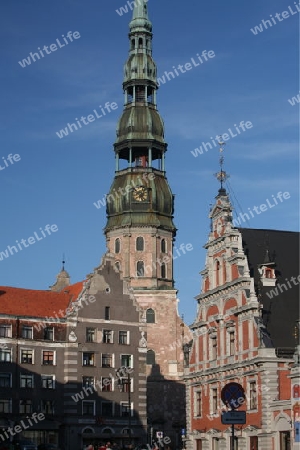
top-left (0, 2), bottom-right (190, 448)
top-left (184, 186), bottom-right (300, 450)
top-left (0, 256), bottom-right (147, 449)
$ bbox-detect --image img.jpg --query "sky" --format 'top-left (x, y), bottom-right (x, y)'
top-left (0, 0), bottom-right (299, 325)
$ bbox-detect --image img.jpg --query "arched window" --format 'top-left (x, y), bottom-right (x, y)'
top-left (115, 261), bottom-right (120, 272)
top-left (146, 308), bottom-right (155, 323)
top-left (216, 260), bottom-right (220, 286)
top-left (146, 349), bottom-right (155, 365)
top-left (161, 263), bottom-right (166, 279)
top-left (137, 261), bottom-right (144, 277)
top-left (265, 268), bottom-right (272, 279)
top-left (161, 239), bottom-right (166, 253)
top-left (131, 39), bottom-right (135, 50)
top-left (136, 237), bottom-right (144, 251)
top-left (115, 238), bottom-right (120, 254)
top-left (138, 38), bottom-right (143, 48)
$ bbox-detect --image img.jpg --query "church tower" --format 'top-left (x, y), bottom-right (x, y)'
top-left (105, 0), bottom-right (176, 289)
top-left (104, 2), bottom-right (191, 443)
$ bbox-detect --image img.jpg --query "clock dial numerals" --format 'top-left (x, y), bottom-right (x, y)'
top-left (133, 187), bottom-right (148, 202)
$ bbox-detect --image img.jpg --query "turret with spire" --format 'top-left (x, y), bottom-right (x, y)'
top-left (50, 259), bottom-right (70, 292)
top-left (104, 0), bottom-right (176, 289)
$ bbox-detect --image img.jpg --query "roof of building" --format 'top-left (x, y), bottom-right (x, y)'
top-left (239, 228), bottom-right (299, 349)
top-left (0, 281), bottom-right (84, 318)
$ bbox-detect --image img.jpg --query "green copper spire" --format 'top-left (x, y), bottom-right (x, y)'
top-left (129, 0), bottom-right (152, 32)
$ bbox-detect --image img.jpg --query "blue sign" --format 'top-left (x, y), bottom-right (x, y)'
top-left (181, 429), bottom-right (186, 436)
top-left (295, 422), bottom-right (300, 443)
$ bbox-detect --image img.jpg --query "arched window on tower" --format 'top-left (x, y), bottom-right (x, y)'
top-left (115, 238), bottom-right (120, 254)
top-left (138, 38), bottom-right (143, 48)
top-left (161, 239), bottom-right (166, 253)
top-left (136, 237), bottom-right (144, 251)
top-left (131, 39), bottom-right (135, 50)
top-left (146, 349), bottom-right (155, 365)
top-left (147, 87), bottom-right (154, 104)
top-left (161, 263), bottom-right (166, 279)
top-left (137, 261), bottom-right (144, 277)
top-left (136, 86), bottom-right (145, 102)
top-left (146, 308), bottom-right (155, 323)
top-left (215, 260), bottom-right (220, 286)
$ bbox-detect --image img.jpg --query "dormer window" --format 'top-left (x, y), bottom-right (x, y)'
top-left (258, 264), bottom-right (276, 287)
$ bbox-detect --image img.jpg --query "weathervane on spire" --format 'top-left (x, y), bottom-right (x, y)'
top-left (214, 136), bottom-right (230, 189)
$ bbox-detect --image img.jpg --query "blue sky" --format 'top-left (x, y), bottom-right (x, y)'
top-left (0, 0), bottom-right (299, 325)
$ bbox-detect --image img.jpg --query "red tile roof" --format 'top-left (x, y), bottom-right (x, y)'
top-left (0, 282), bottom-right (84, 318)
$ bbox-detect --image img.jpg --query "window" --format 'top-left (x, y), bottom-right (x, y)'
top-left (250, 436), bottom-right (258, 450)
top-left (119, 331), bottom-right (129, 345)
top-left (146, 308), bottom-right (155, 323)
top-left (44, 327), bottom-right (54, 341)
top-left (83, 353), bottom-right (95, 366)
top-left (82, 400), bottom-right (95, 416)
top-left (22, 326), bottom-right (33, 339)
top-left (161, 263), bottom-right (166, 278)
top-left (195, 390), bottom-right (202, 417)
top-left (229, 331), bottom-right (235, 356)
top-left (101, 402), bottom-right (113, 416)
top-left (0, 325), bottom-right (11, 338)
top-left (19, 399), bottom-right (32, 414)
top-left (42, 375), bottom-right (55, 389)
top-left (0, 349), bottom-right (11, 362)
top-left (118, 378), bottom-right (130, 393)
top-left (42, 351), bottom-right (54, 365)
top-left (103, 330), bottom-right (113, 344)
top-left (211, 335), bottom-right (217, 360)
top-left (120, 402), bottom-right (132, 417)
top-left (212, 438), bottom-right (220, 450)
top-left (86, 328), bottom-right (95, 342)
top-left (211, 388), bottom-right (218, 414)
top-left (20, 349), bottom-right (33, 364)
top-left (137, 261), bottom-right (144, 277)
top-left (279, 432), bottom-right (290, 450)
top-left (41, 400), bottom-right (54, 415)
top-left (161, 239), bottom-right (166, 253)
top-left (82, 377), bottom-right (94, 388)
top-left (0, 374), bottom-right (11, 388)
top-left (102, 377), bottom-right (113, 392)
top-left (20, 374), bottom-right (34, 388)
top-left (136, 237), bottom-right (144, 251)
top-left (121, 354), bottom-right (132, 368)
top-left (115, 238), bottom-right (120, 254)
top-left (146, 350), bottom-right (155, 365)
top-left (249, 381), bottom-right (257, 410)
top-left (105, 307), bottom-right (110, 320)
top-left (0, 399), bottom-right (11, 413)
top-left (102, 353), bottom-right (112, 368)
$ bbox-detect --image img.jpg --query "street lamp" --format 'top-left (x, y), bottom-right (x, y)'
top-left (117, 369), bottom-right (132, 446)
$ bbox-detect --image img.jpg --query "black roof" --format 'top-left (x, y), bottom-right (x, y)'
top-left (239, 228), bottom-right (299, 350)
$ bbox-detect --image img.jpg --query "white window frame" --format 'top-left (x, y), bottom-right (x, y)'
top-left (103, 329), bottom-right (114, 344)
top-left (20, 348), bottom-right (34, 364)
top-left (248, 379), bottom-right (258, 411)
top-left (0, 325), bottom-right (12, 338)
top-left (210, 386), bottom-right (218, 415)
top-left (22, 326), bottom-right (33, 339)
top-left (82, 352), bottom-right (95, 366)
top-left (120, 354), bottom-right (133, 369)
top-left (194, 388), bottom-right (202, 418)
top-left (44, 326), bottom-right (54, 341)
top-left (119, 330), bottom-right (129, 345)
top-left (41, 374), bottom-right (55, 389)
top-left (120, 401), bottom-right (133, 417)
top-left (42, 350), bottom-right (56, 366)
top-left (20, 374), bottom-right (34, 388)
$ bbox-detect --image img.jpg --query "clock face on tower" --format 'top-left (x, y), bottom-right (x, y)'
top-left (132, 186), bottom-right (148, 202)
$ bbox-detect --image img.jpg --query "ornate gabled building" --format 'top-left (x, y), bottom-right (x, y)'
top-left (184, 172), bottom-right (300, 450)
